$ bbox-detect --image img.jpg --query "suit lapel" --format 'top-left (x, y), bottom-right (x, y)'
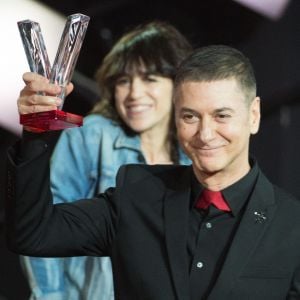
top-left (164, 168), bottom-right (191, 300)
top-left (209, 171), bottom-right (278, 299)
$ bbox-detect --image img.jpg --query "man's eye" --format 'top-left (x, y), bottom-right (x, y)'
top-left (182, 114), bottom-right (198, 123)
top-left (216, 114), bottom-right (231, 120)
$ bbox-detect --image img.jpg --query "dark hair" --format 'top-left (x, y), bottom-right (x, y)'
top-left (174, 45), bottom-right (256, 104)
top-left (92, 21), bottom-right (192, 163)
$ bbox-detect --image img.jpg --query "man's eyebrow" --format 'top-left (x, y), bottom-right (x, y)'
top-left (180, 107), bottom-right (197, 113)
top-left (179, 107), bottom-right (234, 114)
top-left (179, 107), bottom-right (200, 117)
top-left (214, 107), bottom-right (235, 113)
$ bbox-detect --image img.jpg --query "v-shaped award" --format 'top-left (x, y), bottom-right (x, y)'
top-left (18, 13), bottom-right (90, 131)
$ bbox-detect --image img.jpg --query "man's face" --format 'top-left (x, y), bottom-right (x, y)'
top-left (175, 79), bottom-right (260, 183)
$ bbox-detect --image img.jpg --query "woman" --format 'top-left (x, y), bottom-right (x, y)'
top-left (19, 21), bottom-right (192, 300)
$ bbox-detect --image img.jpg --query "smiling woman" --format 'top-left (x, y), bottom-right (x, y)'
top-left (92, 21), bottom-right (193, 163)
top-left (114, 70), bottom-right (173, 142)
top-left (17, 21), bottom-right (192, 300)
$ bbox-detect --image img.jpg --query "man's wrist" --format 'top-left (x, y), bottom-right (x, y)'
top-left (17, 130), bottom-right (61, 163)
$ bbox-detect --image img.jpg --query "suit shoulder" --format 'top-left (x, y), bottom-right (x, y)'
top-left (272, 185), bottom-right (300, 226)
top-left (117, 164), bottom-right (191, 189)
top-left (257, 169), bottom-right (300, 210)
top-left (274, 185), bottom-right (300, 207)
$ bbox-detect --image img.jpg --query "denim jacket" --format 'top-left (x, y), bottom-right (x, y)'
top-left (21, 114), bottom-right (191, 300)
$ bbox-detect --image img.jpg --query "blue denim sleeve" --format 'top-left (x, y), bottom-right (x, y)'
top-left (51, 125), bottom-right (100, 201)
top-left (21, 256), bottom-right (65, 299)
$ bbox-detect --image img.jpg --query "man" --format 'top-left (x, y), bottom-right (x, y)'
top-left (6, 45), bottom-right (300, 299)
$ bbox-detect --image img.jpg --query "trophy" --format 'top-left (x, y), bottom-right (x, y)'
top-left (18, 13), bottom-right (90, 131)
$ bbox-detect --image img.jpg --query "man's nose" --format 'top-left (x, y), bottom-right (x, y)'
top-left (198, 119), bottom-right (215, 143)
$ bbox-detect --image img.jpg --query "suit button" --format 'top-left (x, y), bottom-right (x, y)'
top-left (196, 262), bottom-right (204, 269)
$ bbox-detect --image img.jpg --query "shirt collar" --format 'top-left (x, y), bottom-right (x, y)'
top-left (114, 129), bottom-right (141, 151)
top-left (191, 158), bottom-right (259, 216)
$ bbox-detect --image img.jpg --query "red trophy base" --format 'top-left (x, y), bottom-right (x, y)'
top-left (20, 110), bottom-right (83, 132)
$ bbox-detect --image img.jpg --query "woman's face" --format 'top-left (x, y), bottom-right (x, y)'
top-left (114, 68), bottom-right (173, 135)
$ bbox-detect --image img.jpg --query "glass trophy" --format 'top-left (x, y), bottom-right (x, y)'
top-left (18, 13), bottom-right (90, 131)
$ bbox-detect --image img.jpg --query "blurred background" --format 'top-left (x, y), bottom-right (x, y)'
top-left (0, 0), bottom-right (299, 298)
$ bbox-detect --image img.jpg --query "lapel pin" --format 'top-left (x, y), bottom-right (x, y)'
top-left (254, 211), bottom-right (267, 223)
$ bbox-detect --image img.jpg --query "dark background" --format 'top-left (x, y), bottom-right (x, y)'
top-left (1, 0), bottom-right (299, 299)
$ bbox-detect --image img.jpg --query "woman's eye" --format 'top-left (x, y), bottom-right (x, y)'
top-left (115, 77), bottom-right (130, 85)
top-left (145, 75), bottom-right (158, 82)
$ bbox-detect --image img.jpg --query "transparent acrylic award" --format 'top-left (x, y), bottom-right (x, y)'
top-left (18, 13), bottom-right (90, 131)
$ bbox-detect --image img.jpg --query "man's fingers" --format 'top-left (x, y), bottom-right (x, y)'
top-left (19, 93), bottom-right (62, 106)
top-left (65, 82), bottom-right (74, 96)
top-left (22, 72), bottom-right (49, 84)
top-left (18, 103), bottom-right (58, 115)
top-left (22, 72), bottom-right (62, 96)
top-left (19, 72), bottom-right (74, 115)
top-left (18, 94), bottom-right (62, 115)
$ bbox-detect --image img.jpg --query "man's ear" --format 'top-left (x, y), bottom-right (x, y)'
top-left (250, 97), bottom-right (261, 135)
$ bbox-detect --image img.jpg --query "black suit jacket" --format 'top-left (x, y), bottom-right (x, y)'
top-left (5, 137), bottom-right (300, 300)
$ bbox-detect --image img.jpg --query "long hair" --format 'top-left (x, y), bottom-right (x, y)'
top-left (91, 21), bottom-right (192, 163)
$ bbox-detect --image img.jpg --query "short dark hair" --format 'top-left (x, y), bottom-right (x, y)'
top-left (174, 45), bottom-right (257, 104)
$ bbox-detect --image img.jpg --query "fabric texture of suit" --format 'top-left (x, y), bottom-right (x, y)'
top-left (5, 138), bottom-right (300, 300)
